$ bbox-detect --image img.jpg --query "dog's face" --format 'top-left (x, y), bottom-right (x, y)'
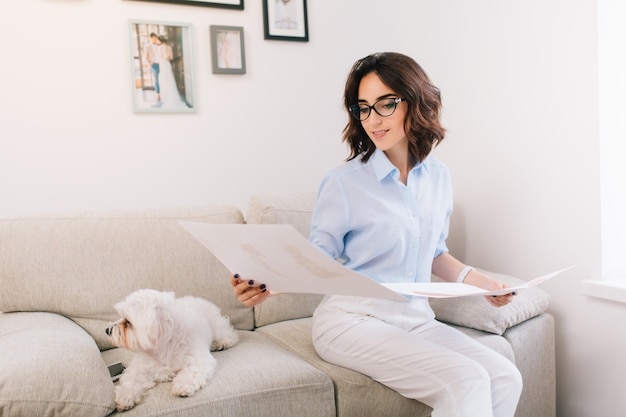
top-left (106, 289), bottom-right (176, 352)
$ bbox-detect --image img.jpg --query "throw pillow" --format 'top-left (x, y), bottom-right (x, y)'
top-left (0, 311), bottom-right (115, 417)
top-left (429, 270), bottom-right (551, 335)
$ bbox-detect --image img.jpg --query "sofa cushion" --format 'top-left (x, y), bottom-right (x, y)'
top-left (246, 193), bottom-right (325, 326)
top-left (450, 324), bottom-right (515, 363)
top-left (256, 319), bottom-right (522, 417)
top-left (256, 317), bottom-right (433, 417)
top-left (429, 270), bottom-right (551, 335)
top-left (100, 331), bottom-right (335, 417)
top-left (246, 192), bottom-right (317, 237)
top-left (0, 205), bottom-right (254, 350)
top-left (254, 292), bottom-right (324, 327)
top-left (0, 312), bottom-right (115, 417)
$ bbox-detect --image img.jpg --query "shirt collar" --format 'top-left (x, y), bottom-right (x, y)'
top-left (371, 149), bottom-right (397, 181)
top-left (371, 149), bottom-right (428, 182)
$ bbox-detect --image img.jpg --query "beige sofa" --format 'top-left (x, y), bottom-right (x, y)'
top-left (0, 193), bottom-right (555, 417)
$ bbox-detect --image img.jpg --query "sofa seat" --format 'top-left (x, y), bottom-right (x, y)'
top-left (101, 331), bottom-right (335, 417)
top-left (256, 318), bottom-right (433, 417)
top-left (255, 313), bottom-right (552, 417)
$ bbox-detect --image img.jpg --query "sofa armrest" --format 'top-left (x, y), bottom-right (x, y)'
top-left (429, 270), bottom-right (551, 335)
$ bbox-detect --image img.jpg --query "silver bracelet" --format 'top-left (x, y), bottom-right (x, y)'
top-left (457, 266), bottom-right (474, 283)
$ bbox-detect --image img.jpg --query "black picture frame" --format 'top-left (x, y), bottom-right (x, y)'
top-left (210, 25), bottom-right (246, 75)
top-left (129, 0), bottom-right (244, 10)
top-left (262, 0), bottom-right (309, 42)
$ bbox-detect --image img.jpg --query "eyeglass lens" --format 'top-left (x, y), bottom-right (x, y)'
top-left (350, 98), bottom-right (402, 121)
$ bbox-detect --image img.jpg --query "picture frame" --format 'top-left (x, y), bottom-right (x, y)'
top-left (262, 0), bottom-right (309, 42)
top-left (210, 25), bottom-right (246, 75)
top-left (128, 20), bottom-right (195, 113)
top-left (128, 0), bottom-right (244, 10)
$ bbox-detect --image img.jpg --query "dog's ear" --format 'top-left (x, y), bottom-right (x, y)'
top-left (146, 291), bottom-right (176, 347)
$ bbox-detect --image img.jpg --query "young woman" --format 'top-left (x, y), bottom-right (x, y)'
top-left (231, 52), bottom-right (522, 417)
top-left (154, 35), bottom-right (187, 110)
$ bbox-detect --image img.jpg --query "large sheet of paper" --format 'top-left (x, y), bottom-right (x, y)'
top-left (382, 267), bottom-right (573, 298)
top-left (179, 221), bottom-right (406, 301)
top-left (180, 221), bottom-right (570, 300)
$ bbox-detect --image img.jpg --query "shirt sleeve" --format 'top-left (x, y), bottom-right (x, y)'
top-left (433, 167), bottom-right (454, 258)
top-left (309, 173), bottom-right (349, 260)
top-left (434, 209), bottom-right (451, 258)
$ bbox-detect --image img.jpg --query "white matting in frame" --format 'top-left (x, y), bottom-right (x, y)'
top-left (129, 20), bottom-right (195, 113)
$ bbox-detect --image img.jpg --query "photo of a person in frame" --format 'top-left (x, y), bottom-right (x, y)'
top-left (154, 35), bottom-right (188, 109)
top-left (130, 22), bottom-right (194, 112)
top-left (216, 30), bottom-right (242, 70)
top-left (143, 33), bottom-right (162, 106)
top-left (274, 0), bottom-right (298, 30)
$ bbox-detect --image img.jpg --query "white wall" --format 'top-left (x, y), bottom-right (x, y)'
top-left (0, 0), bottom-right (346, 215)
top-left (1, 1), bottom-right (622, 416)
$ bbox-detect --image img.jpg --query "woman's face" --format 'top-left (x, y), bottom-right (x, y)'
top-left (357, 72), bottom-right (407, 156)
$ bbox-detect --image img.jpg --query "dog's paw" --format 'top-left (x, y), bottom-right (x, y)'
top-left (211, 332), bottom-right (239, 351)
top-left (115, 393), bottom-right (137, 412)
top-left (115, 400), bottom-right (135, 412)
top-left (154, 367), bottom-right (176, 382)
top-left (210, 340), bottom-right (229, 351)
top-left (171, 371), bottom-right (206, 397)
top-left (114, 385), bottom-right (145, 412)
top-left (172, 380), bottom-right (202, 397)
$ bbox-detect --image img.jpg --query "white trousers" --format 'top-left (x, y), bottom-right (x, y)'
top-left (312, 296), bottom-right (523, 417)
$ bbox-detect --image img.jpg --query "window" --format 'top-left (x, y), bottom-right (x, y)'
top-left (582, 0), bottom-right (626, 303)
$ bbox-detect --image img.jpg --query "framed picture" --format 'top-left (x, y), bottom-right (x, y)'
top-left (128, 20), bottom-right (195, 113)
top-left (210, 25), bottom-right (246, 75)
top-left (128, 0), bottom-right (244, 10)
top-left (262, 0), bottom-right (309, 42)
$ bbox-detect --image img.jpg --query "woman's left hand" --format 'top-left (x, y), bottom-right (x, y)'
top-left (463, 270), bottom-right (516, 307)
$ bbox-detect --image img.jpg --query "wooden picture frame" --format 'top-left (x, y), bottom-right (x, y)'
top-left (263, 0), bottom-right (309, 42)
top-left (128, 20), bottom-right (195, 113)
top-left (210, 25), bottom-right (246, 75)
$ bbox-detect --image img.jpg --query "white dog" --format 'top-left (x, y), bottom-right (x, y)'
top-left (106, 289), bottom-right (239, 411)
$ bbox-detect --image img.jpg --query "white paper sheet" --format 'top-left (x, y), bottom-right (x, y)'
top-left (383, 267), bottom-right (574, 298)
top-left (179, 221), bottom-right (406, 301)
top-left (180, 221), bottom-right (571, 300)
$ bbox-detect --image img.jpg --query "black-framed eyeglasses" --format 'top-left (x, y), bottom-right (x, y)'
top-left (348, 97), bottom-right (403, 121)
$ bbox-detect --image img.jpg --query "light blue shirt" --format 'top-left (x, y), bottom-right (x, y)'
top-left (309, 148), bottom-right (453, 285)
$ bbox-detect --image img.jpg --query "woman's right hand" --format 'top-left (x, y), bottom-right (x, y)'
top-left (230, 274), bottom-right (271, 307)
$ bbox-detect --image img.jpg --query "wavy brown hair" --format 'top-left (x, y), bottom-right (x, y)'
top-left (342, 52), bottom-right (446, 165)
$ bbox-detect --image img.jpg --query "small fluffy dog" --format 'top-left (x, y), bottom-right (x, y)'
top-left (106, 289), bottom-right (239, 411)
